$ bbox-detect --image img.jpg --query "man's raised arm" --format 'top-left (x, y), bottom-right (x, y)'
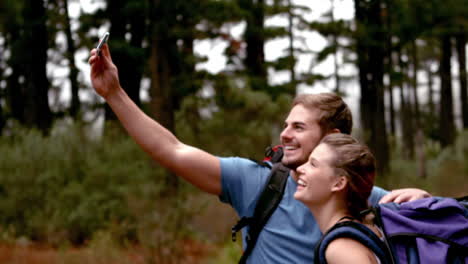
top-left (88, 44), bottom-right (221, 195)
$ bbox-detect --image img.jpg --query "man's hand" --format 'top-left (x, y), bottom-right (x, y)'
top-left (379, 188), bottom-right (431, 204)
top-left (88, 43), bottom-right (121, 99)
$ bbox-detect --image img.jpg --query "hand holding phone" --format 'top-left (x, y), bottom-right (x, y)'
top-left (96, 32), bottom-right (110, 56)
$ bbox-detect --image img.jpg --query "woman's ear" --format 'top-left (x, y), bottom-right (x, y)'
top-left (331, 176), bottom-right (348, 192)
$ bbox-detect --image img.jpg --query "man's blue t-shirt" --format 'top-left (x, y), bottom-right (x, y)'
top-left (219, 157), bottom-right (388, 263)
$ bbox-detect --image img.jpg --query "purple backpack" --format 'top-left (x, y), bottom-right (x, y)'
top-left (315, 197), bottom-right (468, 264)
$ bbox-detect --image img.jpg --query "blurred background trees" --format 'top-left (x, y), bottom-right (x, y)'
top-left (2, 0), bottom-right (465, 167)
top-left (0, 0), bottom-right (467, 261)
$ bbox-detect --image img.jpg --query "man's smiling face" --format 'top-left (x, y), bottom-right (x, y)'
top-left (280, 104), bottom-right (324, 170)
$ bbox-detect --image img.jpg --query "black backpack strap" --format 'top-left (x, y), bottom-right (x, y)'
top-left (314, 221), bottom-right (393, 264)
top-left (248, 146), bottom-right (285, 169)
top-left (233, 162), bottom-right (290, 264)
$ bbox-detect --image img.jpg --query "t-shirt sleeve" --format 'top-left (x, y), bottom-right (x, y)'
top-left (218, 157), bottom-right (270, 217)
top-left (368, 186), bottom-right (389, 206)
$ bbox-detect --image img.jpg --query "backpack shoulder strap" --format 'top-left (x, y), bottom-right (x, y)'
top-left (234, 162), bottom-right (290, 264)
top-left (314, 221), bottom-right (392, 264)
top-left (456, 195), bottom-right (468, 213)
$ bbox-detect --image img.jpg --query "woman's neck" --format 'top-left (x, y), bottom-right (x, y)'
top-left (307, 198), bottom-right (350, 233)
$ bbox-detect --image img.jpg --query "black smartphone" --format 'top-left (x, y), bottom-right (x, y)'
top-left (96, 32), bottom-right (110, 56)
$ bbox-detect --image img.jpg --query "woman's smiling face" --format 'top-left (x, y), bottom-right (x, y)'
top-left (293, 143), bottom-right (340, 206)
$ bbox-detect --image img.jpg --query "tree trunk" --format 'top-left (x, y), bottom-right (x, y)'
top-left (3, 2), bottom-right (26, 125)
top-left (369, 5), bottom-right (389, 176)
top-left (415, 129), bottom-right (426, 179)
top-left (398, 46), bottom-right (415, 159)
top-left (355, 0), bottom-right (371, 138)
top-left (241, 0), bottom-right (267, 91)
top-left (63, 0), bottom-right (80, 118)
top-left (287, 0), bottom-right (297, 94)
top-left (150, 42), bottom-right (174, 135)
top-left (124, 0), bottom-right (146, 107)
top-left (0, 38), bottom-right (3, 134)
top-left (439, 35), bottom-right (456, 147)
top-left (355, 0), bottom-right (389, 175)
top-left (23, 0), bottom-right (52, 134)
top-left (385, 2), bottom-right (396, 136)
top-left (410, 40), bottom-right (426, 178)
top-left (105, 0), bottom-right (126, 122)
top-left (410, 40), bottom-right (420, 125)
top-left (176, 5), bottom-right (199, 108)
top-left (0, 87), bottom-right (4, 134)
top-left (149, 0), bottom-right (179, 191)
top-left (330, 0), bottom-right (340, 94)
top-left (6, 63), bottom-right (25, 124)
top-left (455, 34), bottom-right (468, 129)
top-left (426, 64), bottom-right (435, 115)
top-left (388, 81), bottom-right (396, 136)
top-left (105, 0), bottom-right (146, 122)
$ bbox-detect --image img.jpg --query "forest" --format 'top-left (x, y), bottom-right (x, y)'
top-left (0, 0), bottom-right (467, 263)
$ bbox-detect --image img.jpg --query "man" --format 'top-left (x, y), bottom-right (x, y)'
top-left (89, 44), bottom-right (429, 263)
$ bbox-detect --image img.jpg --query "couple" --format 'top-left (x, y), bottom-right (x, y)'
top-left (89, 44), bottom-right (430, 263)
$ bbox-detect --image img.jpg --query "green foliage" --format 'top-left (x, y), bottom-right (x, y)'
top-left (177, 78), bottom-right (292, 160)
top-left (0, 122), bottom-right (165, 244)
top-left (381, 130), bottom-right (468, 197)
top-left (0, 118), bottom-right (247, 260)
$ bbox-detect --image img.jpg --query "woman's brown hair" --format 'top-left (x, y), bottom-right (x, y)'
top-left (320, 133), bottom-right (376, 220)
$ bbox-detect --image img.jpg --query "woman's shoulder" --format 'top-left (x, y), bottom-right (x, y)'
top-left (325, 237), bottom-right (379, 264)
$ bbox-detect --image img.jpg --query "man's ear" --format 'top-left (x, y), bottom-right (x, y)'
top-left (331, 176), bottom-right (347, 192)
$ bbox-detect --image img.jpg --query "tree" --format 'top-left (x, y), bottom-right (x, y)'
top-left (0, 1), bottom-right (26, 125)
top-left (22, 0), bottom-right (52, 133)
top-left (147, 0), bottom-right (219, 190)
top-left (0, 55), bottom-right (4, 133)
top-left (397, 45), bottom-right (416, 158)
top-left (240, 0), bottom-right (267, 92)
top-left (103, 0), bottom-right (147, 121)
top-left (0, 5), bottom-right (7, 134)
top-left (439, 35), bottom-right (455, 147)
top-left (329, 0), bottom-right (341, 94)
top-left (62, 0), bottom-right (81, 118)
top-left (148, 0), bottom-right (178, 190)
top-left (308, 1), bottom-right (354, 97)
top-left (286, 0), bottom-right (297, 93)
top-left (455, 34), bottom-right (468, 129)
top-left (355, 0), bottom-right (390, 174)
top-left (409, 40), bottom-right (421, 125)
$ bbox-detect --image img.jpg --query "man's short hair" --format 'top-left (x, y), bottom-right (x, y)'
top-left (292, 93), bottom-right (353, 135)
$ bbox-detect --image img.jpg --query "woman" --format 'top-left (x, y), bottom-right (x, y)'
top-left (294, 133), bottom-right (385, 264)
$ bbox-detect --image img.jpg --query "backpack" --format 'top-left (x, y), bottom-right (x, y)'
top-left (315, 196), bottom-right (468, 264)
top-left (231, 145), bottom-right (290, 264)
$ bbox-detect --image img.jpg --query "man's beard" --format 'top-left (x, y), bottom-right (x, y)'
top-left (281, 157), bottom-right (303, 170)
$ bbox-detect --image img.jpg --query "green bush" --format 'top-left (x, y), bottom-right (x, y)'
top-left (0, 122), bottom-right (165, 244)
top-left (382, 130), bottom-right (468, 197)
top-left (0, 87), bottom-right (290, 251)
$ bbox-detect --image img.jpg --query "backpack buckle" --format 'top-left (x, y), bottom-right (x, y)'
top-left (231, 217), bottom-right (253, 242)
top-left (265, 146), bottom-right (273, 158)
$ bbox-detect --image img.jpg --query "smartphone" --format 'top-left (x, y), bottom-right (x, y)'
top-left (96, 32), bottom-right (110, 56)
